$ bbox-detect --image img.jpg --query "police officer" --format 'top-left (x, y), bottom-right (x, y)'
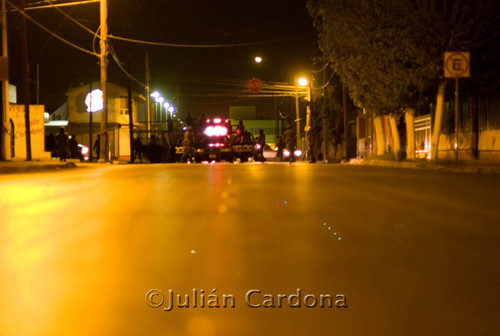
top-left (282, 124), bottom-right (297, 163)
top-left (181, 127), bottom-right (194, 163)
top-left (257, 129), bottom-right (266, 162)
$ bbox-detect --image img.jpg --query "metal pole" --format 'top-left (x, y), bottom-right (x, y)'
top-left (99, 0), bottom-right (108, 162)
top-left (342, 84), bottom-right (348, 160)
top-left (36, 64), bottom-right (39, 104)
top-left (145, 54), bottom-right (150, 141)
top-left (295, 86), bottom-right (300, 148)
top-left (126, 46), bottom-right (134, 164)
top-left (19, 0), bottom-right (31, 161)
top-left (0, 0), bottom-right (9, 160)
top-left (88, 79), bottom-right (93, 161)
top-left (455, 78), bottom-right (459, 160)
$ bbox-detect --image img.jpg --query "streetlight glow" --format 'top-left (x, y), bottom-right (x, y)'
top-left (150, 91), bottom-right (160, 99)
top-left (163, 102), bottom-right (170, 109)
top-left (254, 56), bottom-right (263, 63)
top-left (168, 106), bottom-right (175, 113)
top-left (156, 96), bottom-right (164, 104)
top-left (298, 77), bottom-right (309, 87)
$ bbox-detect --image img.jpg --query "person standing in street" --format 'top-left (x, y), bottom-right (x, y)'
top-left (257, 129), bottom-right (266, 162)
top-left (307, 126), bottom-right (317, 163)
top-left (282, 124), bottom-right (297, 163)
top-left (133, 137), bottom-right (143, 163)
top-left (181, 127), bottom-right (194, 163)
top-left (69, 135), bottom-right (79, 160)
top-left (93, 135), bottom-right (100, 161)
top-left (55, 127), bottom-right (69, 162)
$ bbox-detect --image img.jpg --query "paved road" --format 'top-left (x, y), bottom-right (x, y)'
top-left (1, 163), bottom-right (499, 336)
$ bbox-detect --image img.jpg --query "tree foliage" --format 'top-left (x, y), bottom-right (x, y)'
top-left (307, 0), bottom-right (500, 114)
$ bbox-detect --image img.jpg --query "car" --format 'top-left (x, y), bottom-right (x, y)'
top-left (78, 144), bottom-right (90, 161)
top-left (281, 148), bottom-right (303, 161)
top-left (260, 144), bottom-right (278, 160)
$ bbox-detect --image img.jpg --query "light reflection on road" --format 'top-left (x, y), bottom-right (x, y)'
top-left (1, 164), bottom-right (499, 335)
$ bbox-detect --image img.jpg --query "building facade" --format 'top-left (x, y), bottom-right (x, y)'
top-left (64, 82), bottom-right (146, 160)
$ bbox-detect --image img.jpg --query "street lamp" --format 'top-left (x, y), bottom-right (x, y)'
top-left (295, 76), bottom-right (310, 148)
top-left (156, 96), bottom-right (164, 122)
top-left (150, 91), bottom-right (160, 99)
top-left (298, 77), bottom-right (309, 87)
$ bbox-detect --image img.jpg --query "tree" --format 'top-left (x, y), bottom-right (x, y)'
top-left (308, 0), bottom-right (500, 160)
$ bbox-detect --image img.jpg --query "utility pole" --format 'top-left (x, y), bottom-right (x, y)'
top-left (126, 46), bottom-right (133, 163)
top-left (0, 0), bottom-right (9, 160)
top-left (99, 0), bottom-right (108, 162)
top-left (145, 54), bottom-right (150, 140)
top-left (342, 84), bottom-right (348, 160)
top-left (36, 64), bottom-right (39, 104)
top-left (295, 86), bottom-right (301, 148)
top-left (88, 79), bottom-right (93, 161)
top-left (20, 0), bottom-right (31, 161)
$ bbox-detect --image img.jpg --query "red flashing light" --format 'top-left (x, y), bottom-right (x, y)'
top-left (206, 119), bottom-right (211, 123)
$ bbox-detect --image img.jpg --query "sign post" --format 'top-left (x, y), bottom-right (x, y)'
top-left (444, 51), bottom-right (470, 160)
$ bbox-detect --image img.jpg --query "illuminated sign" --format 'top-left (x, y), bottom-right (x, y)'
top-left (85, 89), bottom-right (104, 112)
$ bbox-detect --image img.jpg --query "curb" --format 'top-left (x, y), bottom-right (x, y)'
top-left (0, 162), bottom-right (77, 174)
top-left (344, 158), bottom-right (500, 174)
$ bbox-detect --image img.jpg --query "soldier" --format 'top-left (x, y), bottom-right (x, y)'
top-left (133, 137), bottom-right (143, 163)
top-left (307, 126), bottom-right (317, 163)
top-left (257, 129), bottom-right (266, 162)
top-left (181, 127), bottom-right (194, 163)
top-left (55, 127), bottom-right (69, 162)
top-left (282, 124), bottom-right (297, 163)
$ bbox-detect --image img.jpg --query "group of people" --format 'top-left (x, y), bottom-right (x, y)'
top-left (277, 124), bottom-right (319, 163)
top-left (50, 122), bottom-right (319, 164)
top-left (48, 127), bottom-right (83, 162)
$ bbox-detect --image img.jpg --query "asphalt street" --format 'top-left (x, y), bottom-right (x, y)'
top-left (1, 163), bottom-right (499, 335)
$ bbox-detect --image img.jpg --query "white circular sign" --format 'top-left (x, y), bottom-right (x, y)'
top-left (85, 89), bottom-right (104, 112)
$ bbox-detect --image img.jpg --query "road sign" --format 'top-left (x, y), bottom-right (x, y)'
top-left (248, 77), bottom-right (262, 93)
top-left (444, 52), bottom-right (470, 78)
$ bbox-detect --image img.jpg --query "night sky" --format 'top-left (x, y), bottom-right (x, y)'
top-left (7, 0), bottom-right (315, 117)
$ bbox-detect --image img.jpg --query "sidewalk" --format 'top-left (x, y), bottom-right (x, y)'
top-left (345, 158), bottom-right (500, 174)
top-left (0, 158), bottom-right (113, 174)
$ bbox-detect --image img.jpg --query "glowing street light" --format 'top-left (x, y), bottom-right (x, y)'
top-left (150, 91), bottom-right (160, 99)
top-left (297, 77), bottom-right (309, 87)
top-left (254, 56), bottom-right (263, 63)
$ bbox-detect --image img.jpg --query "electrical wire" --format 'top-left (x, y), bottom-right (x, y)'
top-left (44, 0), bottom-right (99, 38)
top-left (21, 0), bottom-right (100, 11)
top-left (107, 40), bottom-right (147, 89)
top-left (31, 5), bottom-right (77, 61)
top-left (311, 61), bottom-right (330, 73)
top-left (320, 71), bottom-right (336, 89)
top-left (107, 34), bottom-right (287, 48)
top-left (6, 0), bottom-right (99, 57)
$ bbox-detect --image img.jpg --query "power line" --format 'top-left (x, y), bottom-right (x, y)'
top-left (21, 0), bottom-right (100, 11)
top-left (107, 40), bottom-right (147, 89)
top-left (7, 0), bottom-right (99, 57)
top-left (107, 34), bottom-right (306, 48)
top-left (44, 0), bottom-right (98, 37)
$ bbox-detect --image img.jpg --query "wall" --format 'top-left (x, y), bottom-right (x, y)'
top-left (8, 104), bottom-right (50, 160)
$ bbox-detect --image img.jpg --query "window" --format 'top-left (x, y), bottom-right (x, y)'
top-left (120, 97), bottom-right (129, 115)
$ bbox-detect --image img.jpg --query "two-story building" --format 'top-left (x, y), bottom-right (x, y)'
top-left (64, 81), bottom-right (147, 160)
